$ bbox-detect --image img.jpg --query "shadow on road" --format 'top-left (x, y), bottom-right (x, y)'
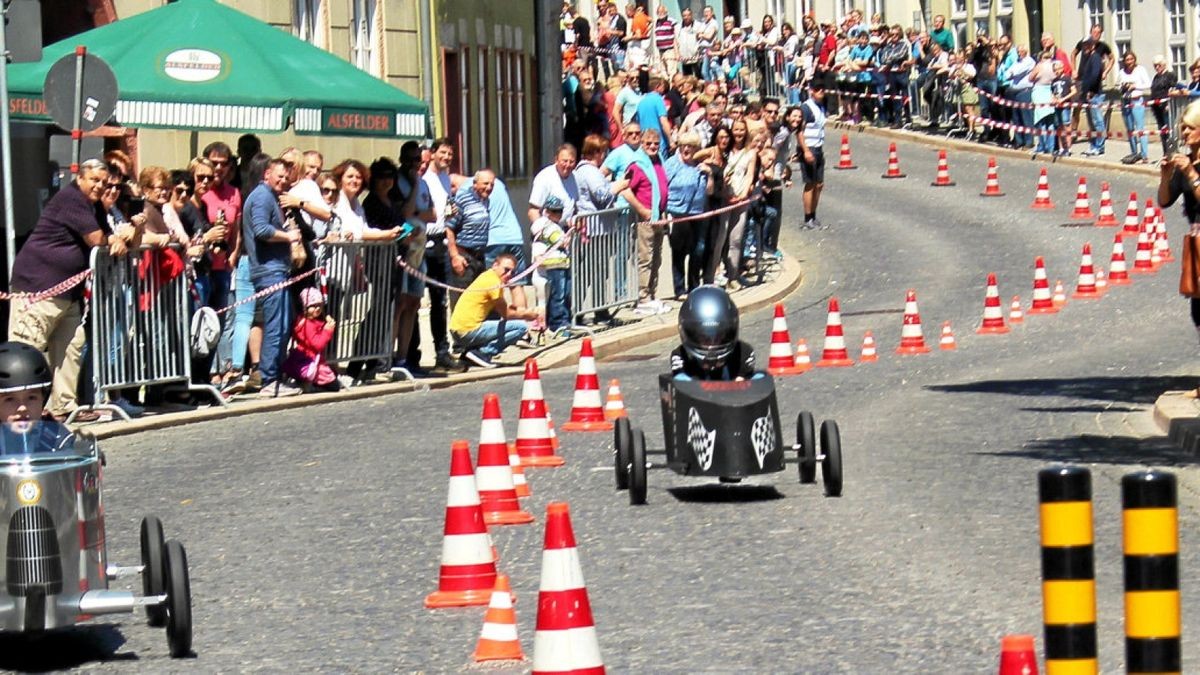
top-left (1018, 405), bottom-right (1143, 414)
top-left (927, 375), bottom-right (1197, 405)
top-left (0, 624), bottom-right (137, 671)
top-left (978, 433), bottom-right (1197, 466)
top-left (667, 484), bottom-right (786, 503)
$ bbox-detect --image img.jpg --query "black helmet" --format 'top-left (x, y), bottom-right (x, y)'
top-left (678, 285), bottom-right (739, 367)
top-left (0, 342), bottom-right (51, 396)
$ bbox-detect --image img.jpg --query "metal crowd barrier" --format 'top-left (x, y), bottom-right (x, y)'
top-left (85, 244), bottom-right (223, 421)
top-left (570, 208), bottom-right (638, 324)
top-left (321, 240), bottom-right (396, 368)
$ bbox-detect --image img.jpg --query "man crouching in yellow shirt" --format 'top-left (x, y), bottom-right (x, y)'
top-left (448, 253), bottom-right (540, 369)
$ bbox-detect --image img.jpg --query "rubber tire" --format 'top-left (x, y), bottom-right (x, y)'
top-left (140, 516), bottom-right (167, 627)
top-left (164, 540), bottom-right (193, 658)
top-left (629, 428), bottom-right (648, 505)
top-left (820, 419), bottom-right (843, 497)
top-left (797, 411), bottom-right (817, 484)
top-left (614, 417), bottom-right (632, 490)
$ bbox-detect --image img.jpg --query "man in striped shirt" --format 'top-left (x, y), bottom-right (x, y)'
top-left (653, 4), bottom-right (678, 76)
top-left (445, 170), bottom-right (494, 303)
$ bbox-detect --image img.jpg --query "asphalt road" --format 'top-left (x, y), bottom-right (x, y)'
top-left (16, 134), bottom-right (1200, 672)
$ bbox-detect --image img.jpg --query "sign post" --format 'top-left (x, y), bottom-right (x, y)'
top-left (1, 5), bottom-right (15, 276)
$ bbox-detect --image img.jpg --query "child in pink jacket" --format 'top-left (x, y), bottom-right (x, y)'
top-left (283, 287), bottom-right (340, 391)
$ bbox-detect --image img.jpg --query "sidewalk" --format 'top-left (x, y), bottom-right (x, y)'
top-left (1153, 392), bottom-right (1200, 454)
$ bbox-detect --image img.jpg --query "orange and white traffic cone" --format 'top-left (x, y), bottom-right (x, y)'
top-left (1131, 223), bottom-right (1155, 274)
top-left (1095, 267), bottom-right (1108, 294)
top-left (1158, 217), bottom-right (1175, 263)
top-left (603, 379), bottom-right (627, 421)
top-left (1030, 167), bottom-right (1054, 210)
top-left (834, 133), bottom-right (857, 170)
top-left (1094, 181), bottom-right (1118, 226)
top-left (896, 289), bottom-right (931, 355)
top-left (939, 322), bottom-right (957, 350)
top-left (546, 408), bottom-right (560, 452)
top-left (793, 339), bottom-right (813, 372)
top-left (977, 272), bottom-right (1010, 334)
top-left (508, 444), bottom-right (531, 498)
top-left (881, 142), bottom-right (906, 179)
top-left (931, 149), bottom-right (955, 186)
top-left (1069, 176), bottom-right (1094, 220)
top-left (1009, 295), bottom-right (1025, 323)
top-left (997, 634), bottom-right (1039, 675)
top-left (1140, 198), bottom-right (1157, 239)
top-left (532, 502), bottom-right (604, 675)
top-left (859, 331), bottom-right (878, 362)
top-left (815, 298), bottom-right (855, 367)
top-left (473, 574), bottom-right (526, 663)
top-left (561, 338), bottom-right (613, 432)
top-left (515, 360), bottom-right (564, 468)
top-left (1071, 243), bottom-right (1101, 299)
top-left (1028, 256), bottom-right (1059, 314)
top-left (980, 156), bottom-right (1005, 197)
top-left (1121, 192), bottom-right (1141, 238)
top-left (476, 394), bottom-right (534, 526)
top-left (1108, 233), bottom-right (1131, 285)
top-left (767, 303), bottom-right (803, 375)
top-left (426, 440), bottom-right (498, 609)
top-left (1051, 280), bottom-right (1067, 308)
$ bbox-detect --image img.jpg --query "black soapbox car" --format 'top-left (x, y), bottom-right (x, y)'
top-left (613, 373), bottom-right (843, 505)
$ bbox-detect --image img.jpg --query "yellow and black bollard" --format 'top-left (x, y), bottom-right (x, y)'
top-left (1122, 470), bottom-right (1181, 674)
top-left (1038, 465), bottom-right (1098, 675)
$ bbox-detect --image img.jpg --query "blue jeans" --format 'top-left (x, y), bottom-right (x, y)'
top-left (455, 318), bottom-right (528, 358)
top-left (544, 268), bottom-right (571, 332)
top-left (1012, 88), bottom-right (1033, 147)
top-left (1122, 99), bottom-right (1149, 157)
top-left (252, 269), bottom-right (291, 384)
top-left (216, 259), bottom-right (254, 372)
top-left (1088, 93), bottom-right (1107, 152)
top-left (887, 72), bottom-right (909, 124)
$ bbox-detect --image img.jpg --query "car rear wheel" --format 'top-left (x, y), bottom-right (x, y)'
top-left (797, 412), bottom-right (816, 484)
top-left (164, 540), bottom-right (193, 658)
top-left (614, 417), bottom-right (631, 490)
top-left (629, 428), bottom-right (648, 505)
top-left (140, 516), bottom-right (166, 627)
top-left (820, 419), bottom-right (843, 497)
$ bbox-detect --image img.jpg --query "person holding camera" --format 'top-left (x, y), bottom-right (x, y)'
top-left (1117, 51), bottom-right (1152, 164)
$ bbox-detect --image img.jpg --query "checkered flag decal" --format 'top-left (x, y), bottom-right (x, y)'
top-left (751, 415), bottom-right (775, 469)
top-left (687, 407), bottom-right (716, 471)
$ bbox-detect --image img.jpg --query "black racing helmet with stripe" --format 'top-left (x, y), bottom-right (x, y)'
top-left (678, 285), bottom-right (739, 369)
top-left (0, 342), bottom-right (52, 399)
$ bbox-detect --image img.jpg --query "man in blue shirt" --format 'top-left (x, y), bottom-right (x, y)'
top-left (445, 170), bottom-right (494, 302)
top-left (635, 76), bottom-right (672, 153)
top-left (485, 176), bottom-right (532, 311)
top-left (664, 132), bottom-right (712, 299)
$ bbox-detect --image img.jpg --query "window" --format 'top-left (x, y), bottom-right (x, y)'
top-left (496, 51), bottom-right (510, 176)
top-left (1169, 0), bottom-right (1186, 36)
top-left (952, 0), bottom-right (967, 15)
top-left (351, 0), bottom-right (380, 76)
top-left (1115, 38), bottom-right (1131, 57)
top-left (478, 48), bottom-right (489, 170)
top-left (460, 47), bottom-right (471, 172)
top-left (998, 0), bottom-right (1012, 13)
top-left (863, 0), bottom-right (882, 22)
top-left (1084, 0), bottom-right (1105, 33)
top-left (974, 18), bottom-right (989, 39)
top-left (997, 16), bottom-right (1011, 37)
top-left (513, 53), bottom-right (526, 176)
top-left (952, 21), bottom-right (967, 48)
top-left (1172, 45), bottom-right (1188, 81)
top-left (293, 0), bottom-right (321, 44)
top-left (975, 0), bottom-right (991, 14)
top-left (1112, 0), bottom-right (1131, 33)
top-left (837, 0), bottom-right (854, 21)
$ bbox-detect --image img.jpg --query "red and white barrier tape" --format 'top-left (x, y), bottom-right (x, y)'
top-left (965, 114), bottom-right (1170, 140)
top-left (829, 87), bottom-right (911, 103)
top-left (215, 267), bottom-right (320, 316)
top-left (968, 83), bottom-right (1173, 111)
top-left (0, 269), bottom-right (93, 305)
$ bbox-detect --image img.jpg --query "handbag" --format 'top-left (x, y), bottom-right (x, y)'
top-left (1180, 233), bottom-right (1200, 298)
top-left (286, 210), bottom-right (308, 270)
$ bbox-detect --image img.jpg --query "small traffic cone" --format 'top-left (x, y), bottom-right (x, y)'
top-left (1108, 233), bottom-right (1131, 285)
top-left (508, 444), bottom-right (531, 498)
top-left (881, 142), bottom-right (906, 179)
top-left (767, 303), bottom-right (803, 375)
top-left (561, 338), bottom-right (613, 432)
top-left (896, 290), bottom-right (931, 355)
top-left (603, 379), bottom-right (627, 421)
top-left (1051, 280), bottom-right (1067, 308)
top-left (1028, 257), bottom-right (1058, 314)
top-left (980, 156), bottom-right (1005, 197)
top-left (834, 133), bottom-right (857, 170)
top-left (1094, 181), bottom-right (1118, 226)
top-left (546, 408), bottom-right (561, 452)
top-left (473, 574), bottom-right (526, 663)
top-left (997, 634), bottom-right (1039, 675)
top-left (939, 322), bottom-right (957, 350)
top-left (1139, 198), bottom-right (1157, 239)
top-left (793, 339), bottom-right (813, 372)
top-left (1009, 295), bottom-right (1024, 323)
top-left (1071, 243), bottom-right (1101, 299)
top-left (1095, 267), bottom-right (1108, 294)
top-left (426, 440), bottom-right (498, 609)
top-left (859, 331), bottom-right (878, 362)
top-left (815, 298), bottom-right (855, 367)
top-left (476, 394), bottom-right (534, 526)
top-left (1131, 224), bottom-right (1155, 274)
top-left (977, 273), bottom-right (1010, 334)
top-left (515, 360), bottom-right (564, 468)
top-left (1159, 218), bottom-right (1175, 263)
top-left (532, 503), bottom-right (604, 675)
top-left (1121, 192), bottom-right (1141, 238)
top-left (931, 149), bottom-right (955, 186)
top-left (1030, 167), bottom-right (1054, 210)
top-left (1069, 176), bottom-right (1094, 220)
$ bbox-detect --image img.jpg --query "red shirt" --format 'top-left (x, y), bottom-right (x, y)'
top-left (200, 182), bottom-right (242, 271)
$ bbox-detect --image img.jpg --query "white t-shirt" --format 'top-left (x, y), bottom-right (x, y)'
top-left (333, 193), bottom-right (368, 240)
top-left (422, 166), bottom-right (451, 236)
top-left (529, 165), bottom-right (580, 222)
top-left (288, 178), bottom-right (328, 236)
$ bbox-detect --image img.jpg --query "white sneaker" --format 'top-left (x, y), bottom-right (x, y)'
top-left (634, 300), bottom-right (659, 315)
top-left (655, 300), bottom-right (672, 314)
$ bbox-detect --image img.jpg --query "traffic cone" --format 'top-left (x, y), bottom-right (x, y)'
top-left (1121, 192), bottom-right (1141, 238)
top-left (426, 440), bottom-right (498, 609)
top-left (931, 149), bottom-right (955, 186)
top-left (603, 379), bottom-right (627, 421)
top-left (473, 574), bottom-right (526, 663)
top-left (1028, 257), bottom-right (1058, 314)
top-left (1159, 218), bottom-right (1175, 263)
top-left (1030, 167), bottom-right (1054, 210)
top-left (1131, 224), bottom-right (1155, 274)
top-left (532, 503), bottom-right (604, 675)
top-left (476, 394), bottom-right (534, 526)
top-left (515, 360), bottom-right (564, 468)
top-left (815, 298), bottom-right (855, 367)
top-left (1071, 243), bottom-right (1101, 299)
top-left (767, 303), bottom-right (803, 375)
top-left (859, 331), bottom-right (878, 362)
top-left (997, 634), bottom-right (1039, 675)
top-left (834, 133), bottom-right (857, 170)
top-left (1051, 280), bottom-right (1067, 308)
top-left (1108, 233), bottom-right (1131, 285)
top-left (1095, 267), bottom-right (1108, 294)
top-left (1139, 198), bottom-right (1156, 240)
top-left (881, 142), bottom-right (906, 179)
top-left (1094, 181), bottom-right (1117, 226)
top-left (939, 322), bottom-right (957, 350)
top-left (793, 339), bottom-right (813, 372)
top-left (1009, 295), bottom-right (1024, 323)
top-left (977, 273), bottom-right (1010, 334)
top-left (508, 444), bottom-right (531, 498)
top-left (1069, 176), bottom-right (1094, 220)
top-left (896, 289), bottom-right (931, 355)
top-left (561, 338), bottom-right (613, 432)
top-left (980, 156), bottom-right (1005, 197)
top-left (546, 408), bottom-right (561, 452)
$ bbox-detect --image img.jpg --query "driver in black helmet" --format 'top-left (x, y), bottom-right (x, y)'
top-left (670, 286), bottom-right (757, 381)
top-left (0, 341), bottom-right (72, 453)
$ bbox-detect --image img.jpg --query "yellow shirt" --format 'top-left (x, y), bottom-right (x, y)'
top-left (449, 269), bottom-right (504, 334)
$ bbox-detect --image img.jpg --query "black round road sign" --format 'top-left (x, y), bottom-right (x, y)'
top-left (43, 51), bottom-right (119, 132)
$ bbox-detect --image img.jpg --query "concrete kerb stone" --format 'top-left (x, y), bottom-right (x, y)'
top-left (85, 253), bottom-right (804, 441)
top-left (1152, 391), bottom-right (1200, 455)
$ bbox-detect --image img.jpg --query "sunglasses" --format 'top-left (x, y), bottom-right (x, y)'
top-left (103, 183), bottom-right (122, 192)
top-left (195, 174), bottom-right (214, 183)
top-left (209, 159), bottom-right (230, 167)
top-left (499, 265), bottom-right (516, 274)
top-left (321, 186), bottom-right (338, 195)
top-left (174, 186), bottom-right (192, 196)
